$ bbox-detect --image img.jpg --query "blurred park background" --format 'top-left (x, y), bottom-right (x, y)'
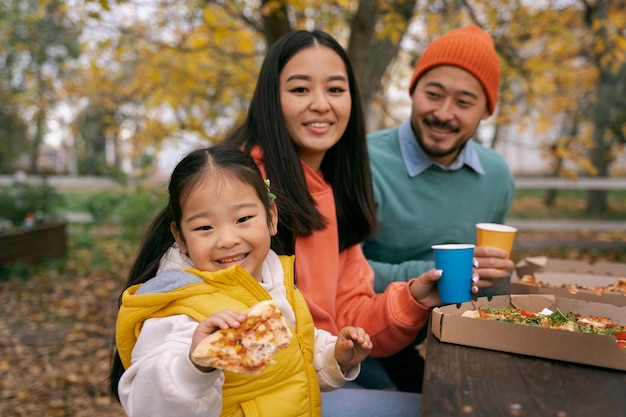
top-left (0, 1), bottom-right (625, 416)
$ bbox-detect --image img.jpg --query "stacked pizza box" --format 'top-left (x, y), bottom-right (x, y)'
top-left (510, 256), bottom-right (626, 307)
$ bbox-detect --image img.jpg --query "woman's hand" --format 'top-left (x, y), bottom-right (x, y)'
top-left (409, 268), bottom-right (479, 308)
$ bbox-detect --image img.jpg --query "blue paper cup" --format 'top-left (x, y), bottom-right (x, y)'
top-left (432, 244), bottom-right (475, 304)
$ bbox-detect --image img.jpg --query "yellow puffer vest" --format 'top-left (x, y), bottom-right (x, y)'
top-left (116, 256), bottom-right (321, 417)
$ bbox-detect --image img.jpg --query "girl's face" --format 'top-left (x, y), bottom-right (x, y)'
top-left (171, 176), bottom-right (277, 283)
top-left (279, 44), bottom-right (351, 172)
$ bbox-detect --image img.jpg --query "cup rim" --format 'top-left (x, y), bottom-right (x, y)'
top-left (431, 244), bottom-right (475, 250)
top-left (476, 223), bottom-right (517, 233)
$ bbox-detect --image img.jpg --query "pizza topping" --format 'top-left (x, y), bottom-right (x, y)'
top-left (462, 306), bottom-right (626, 349)
top-left (191, 300), bottom-right (292, 374)
top-left (519, 275), bottom-right (626, 296)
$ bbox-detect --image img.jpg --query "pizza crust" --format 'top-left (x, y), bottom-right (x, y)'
top-left (191, 300), bottom-right (292, 374)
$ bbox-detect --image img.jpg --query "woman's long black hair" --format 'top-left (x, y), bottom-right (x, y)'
top-left (109, 144), bottom-right (294, 401)
top-left (225, 29), bottom-right (377, 252)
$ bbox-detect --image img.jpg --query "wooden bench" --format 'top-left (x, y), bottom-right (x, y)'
top-left (0, 221), bottom-right (67, 264)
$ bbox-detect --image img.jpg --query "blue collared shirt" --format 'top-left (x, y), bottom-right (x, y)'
top-left (398, 118), bottom-right (485, 177)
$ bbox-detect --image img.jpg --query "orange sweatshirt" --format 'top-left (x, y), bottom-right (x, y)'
top-left (252, 148), bottom-right (429, 357)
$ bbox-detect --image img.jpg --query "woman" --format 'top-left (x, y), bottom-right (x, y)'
top-left (224, 29), bottom-right (466, 360)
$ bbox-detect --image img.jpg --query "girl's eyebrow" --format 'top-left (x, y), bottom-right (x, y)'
top-left (232, 202), bottom-right (258, 210)
top-left (186, 212), bottom-right (209, 223)
top-left (185, 202), bottom-right (259, 223)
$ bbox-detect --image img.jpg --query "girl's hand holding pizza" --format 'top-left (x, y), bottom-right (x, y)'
top-left (334, 326), bottom-right (373, 374)
top-left (190, 310), bottom-right (247, 372)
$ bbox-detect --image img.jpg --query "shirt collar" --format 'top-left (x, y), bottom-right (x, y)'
top-left (398, 118), bottom-right (485, 177)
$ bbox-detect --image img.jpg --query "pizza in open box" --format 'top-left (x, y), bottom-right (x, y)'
top-left (191, 300), bottom-right (292, 374)
top-left (462, 306), bottom-right (626, 349)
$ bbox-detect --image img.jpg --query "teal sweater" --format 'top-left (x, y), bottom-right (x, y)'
top-left (363, 124), bottom-right (515, 293)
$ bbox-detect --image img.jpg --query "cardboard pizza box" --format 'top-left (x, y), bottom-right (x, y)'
top-left (514, 256), bottom-right (626, 278)
top-left (511, 256), bottom-right (626, 307)
top-left (431, 294), bottom-right (626, 371)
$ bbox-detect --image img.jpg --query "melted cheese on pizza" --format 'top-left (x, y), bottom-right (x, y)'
top-left (191, 300), bottom-right (292, 374)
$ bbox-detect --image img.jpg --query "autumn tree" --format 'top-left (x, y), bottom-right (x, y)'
top-left (67, 0), bottom-right (263, 172)
top-left (495, 1), bottom-right (626, 214)
top-left (424, 1), bottom-right (626, 214)
top-left (0, 0), bottom-right (81, 173)
top-left (582, 0), bottom-right (626, 214)
top-left (73, 102), bottom-right (119, 176)
top-left (74, 0), bottom-right (625, 215)
top-left (75, 0), bottom-right (420, 159)
top-left (227, 0), bottom-right (420, 128)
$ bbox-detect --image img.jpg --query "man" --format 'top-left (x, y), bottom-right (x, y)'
top-left (361, 24), bottom-right (516, 392)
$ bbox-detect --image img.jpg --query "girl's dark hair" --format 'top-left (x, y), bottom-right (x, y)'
top-left (224, 29), bottom-right (377, 252)
top-left (109, 144), bottom-right (294, 401)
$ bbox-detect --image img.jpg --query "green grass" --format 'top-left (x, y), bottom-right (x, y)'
top-left (59, 191), bottom-right (99, 212)
top-left (58, 188), bottom-right (626, 219)
top-left (509, 189), bottom-right (626, 220)
top-left (2, 187), bottom-right (625, 281)
top-left (58, 187), bottom-right (626, 218)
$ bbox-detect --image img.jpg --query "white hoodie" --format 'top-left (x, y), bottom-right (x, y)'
top-left (118, 246), bottom-right (359, 417)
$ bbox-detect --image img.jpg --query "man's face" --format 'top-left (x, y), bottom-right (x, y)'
top-left (410, 65), bottom-right (490, 167)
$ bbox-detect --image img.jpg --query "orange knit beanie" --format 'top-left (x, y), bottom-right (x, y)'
top-left (408, 24), bottom-right (500, 115)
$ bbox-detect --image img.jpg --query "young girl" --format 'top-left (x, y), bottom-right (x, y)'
top-left (110, 145), bottom-right (373, 417)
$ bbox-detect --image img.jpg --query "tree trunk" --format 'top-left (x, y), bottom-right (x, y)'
top-left (30, 108), bottom-right (45, 174)
top-left (586, 102), bottom-right (609, 214)
top-left (585, 0), bottom-right (611, 215)
top-left (260, 0), bottom-right (292, 47)
top-left (544, 147), bottom-right (561, 207)
top-left (347, 0), bottom-right (417, 130)
top-left (587, 81), bottom-right (609, 214)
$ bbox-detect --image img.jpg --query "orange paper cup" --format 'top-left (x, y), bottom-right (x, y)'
top-left (475, 223), bottom-right (517, 257)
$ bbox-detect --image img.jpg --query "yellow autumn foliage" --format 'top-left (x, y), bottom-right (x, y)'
top-left (58, 0), bottom-right (625, 191)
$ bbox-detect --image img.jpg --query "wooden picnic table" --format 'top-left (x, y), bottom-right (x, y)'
top-left (420, 324), bottom-right (626, 417)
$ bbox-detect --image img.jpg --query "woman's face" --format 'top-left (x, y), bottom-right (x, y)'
top-left (279, 44), bottom-right (351, 172)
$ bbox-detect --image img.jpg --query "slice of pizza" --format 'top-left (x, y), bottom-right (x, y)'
top-left (191, 300), bottom-right (292, 375)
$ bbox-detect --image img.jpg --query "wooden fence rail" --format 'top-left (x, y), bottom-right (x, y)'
top-left (1, 175), bottom-right (626, 190)
top-left (514, 177), bottom-right (626, 190)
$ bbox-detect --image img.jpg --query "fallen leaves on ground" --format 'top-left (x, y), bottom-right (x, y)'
top-left (0, 233), bottom-right (129, 417)
top-left (0, 226), bottom-right (624, 416)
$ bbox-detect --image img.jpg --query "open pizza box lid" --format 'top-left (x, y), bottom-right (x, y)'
top-left (511, 257), bottom-right (626, 307)
top-left (431, 294), bottom-right (626, 371)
